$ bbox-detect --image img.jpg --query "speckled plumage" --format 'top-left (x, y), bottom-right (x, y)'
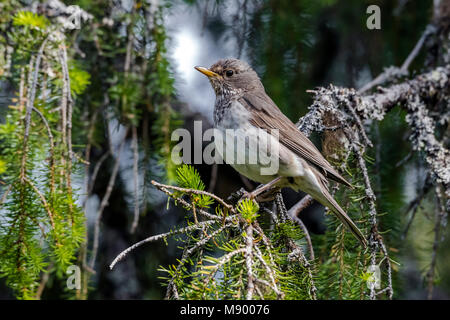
top-left (196, 58), bottom-right (367, 247)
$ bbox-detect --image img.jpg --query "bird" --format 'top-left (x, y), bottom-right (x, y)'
top-left (194, 58), bottom-right (367, 248)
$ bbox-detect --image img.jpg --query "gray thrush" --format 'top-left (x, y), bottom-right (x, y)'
top-left (195, 58), bottom-right (367, 247)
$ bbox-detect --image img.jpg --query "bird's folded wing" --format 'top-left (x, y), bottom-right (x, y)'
top-left (239, 90), bottom-right (351, 187)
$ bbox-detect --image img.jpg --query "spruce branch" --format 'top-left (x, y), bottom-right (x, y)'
top-left (274, 192), bottom-right (317, 299)
top-left (31, 106), bottom-right (55, 193)
top-left (286, 238), bottom-right (317, 300)
top-left (202, 248), bottom-right (247, 289)
top-left (164, 222), bottom-right (234, 299)
top-left (287, 195), bottom-right (315, 260)
top-left (23, 176), bottom-right (56, 231)
top-left (253, 244), bottom-right (283, 299)
top-left (294, 63), bottom-right (449, 300)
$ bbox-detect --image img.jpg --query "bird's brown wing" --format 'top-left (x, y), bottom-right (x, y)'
top-left (238, 90), bottom-right (352, 187)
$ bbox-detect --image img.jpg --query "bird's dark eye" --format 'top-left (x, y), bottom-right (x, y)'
top-left (225, 70), bottom-right (234, 77)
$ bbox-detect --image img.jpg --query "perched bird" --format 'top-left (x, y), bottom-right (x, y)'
top-left (195, 58), bottom-right (367, 247)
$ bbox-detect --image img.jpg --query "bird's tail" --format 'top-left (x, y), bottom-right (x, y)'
top-left (320, 189), bottom-right (368, 248)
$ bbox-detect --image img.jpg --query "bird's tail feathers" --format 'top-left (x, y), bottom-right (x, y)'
top-left (321, 191), bottom-right (367, 248)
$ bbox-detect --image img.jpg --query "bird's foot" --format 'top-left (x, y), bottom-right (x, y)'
top-left (240, 187), bottom-right (279, 203)
top-left (255, 188), bottom-right (280, 202)
top-left (228, 178), bottom-right (282, 206)
top-left (240, 189), bottom-right (255, 201)
top-left (227, 187), bottom-right (249, 206)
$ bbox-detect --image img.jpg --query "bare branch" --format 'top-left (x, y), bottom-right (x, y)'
top-left (59, 44), bottom-right (75, 219)
top-left (358, 25), bottom-right (435, 93)
top-left (110, 219), bottom-right (218, 270)
top-left (288, 195), bottom-right (314, 217)
top-left (152, 181), bottom-right (238, 223)
top-left (87, 151), bottom-right (110, 196)
top-left (21, 38), bottom-right (48, 181)
top-left (151, 180), bottom-right (236, 214)
top-left (288, 210), bottom-right (315, 261)
top-left (90, 128), bottom-right (129, 268)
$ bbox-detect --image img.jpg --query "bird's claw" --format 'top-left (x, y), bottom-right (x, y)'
top-left (241, 190), bottom-right (256, 201)
top-left (240, 188), bottom-right (278, 203)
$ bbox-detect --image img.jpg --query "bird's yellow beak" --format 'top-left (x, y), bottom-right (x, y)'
top-left (194, 66), bottom-right (219, 78)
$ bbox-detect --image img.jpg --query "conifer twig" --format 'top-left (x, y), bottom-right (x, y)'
top-left (35, 263), bottom-right (53, 300)
top-left (275, 192), bottom-right (289, 223)
top-left (110, 219), bottom-right (217, 270)
top-left (288, 195), bottom-right (315, 260)
top-left (288, 213), bottom-right (315, 261)
top-left (151, 180), bottom-right (236, 213)
top-left (288, 195), bottom-right (314, 217)
top-left (152, 182), bottom-right (238, 223)
top-left (378, 238), bottom-right (393, 299)
top-left (253, 222), bottom-right (276, 266)
top-left (165, 223), bottom-right (233, 299)
top-left (253, 245), bottom-right (283, 298)
top-left (31, 106), bottom-right (56, 193)
top-left (87, 151), bottom-right (110, 195)
top-left (286, 238), bottom-right (317, 300)
top-left (348, 131), bottom-right (380, 300)
top-left (23, 176), bottom-right (56, 230)
top-left (274, 192), bottom-right (317, 299)
top-left (0, 184), bottom-right (13, 207)
top-left (18, 67), bottom-right (25, 112)
top-left (202, 248), bottom-right (247, 288)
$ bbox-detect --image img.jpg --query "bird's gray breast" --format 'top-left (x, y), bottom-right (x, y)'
top-left (212, 98), bottom-right (306, 184)
top-left (213, 99), bottom-right (278, 183)
top-left (214, 98), bottom-right (250, 129)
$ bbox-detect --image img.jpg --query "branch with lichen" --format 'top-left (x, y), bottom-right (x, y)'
top-left (110, 165), bottom-right (315, 300)
top-left (292, 63), bottom-right (449, 299)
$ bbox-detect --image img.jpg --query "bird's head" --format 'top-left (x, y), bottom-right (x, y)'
top-left (195, 58), bottom-right (262, 97)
